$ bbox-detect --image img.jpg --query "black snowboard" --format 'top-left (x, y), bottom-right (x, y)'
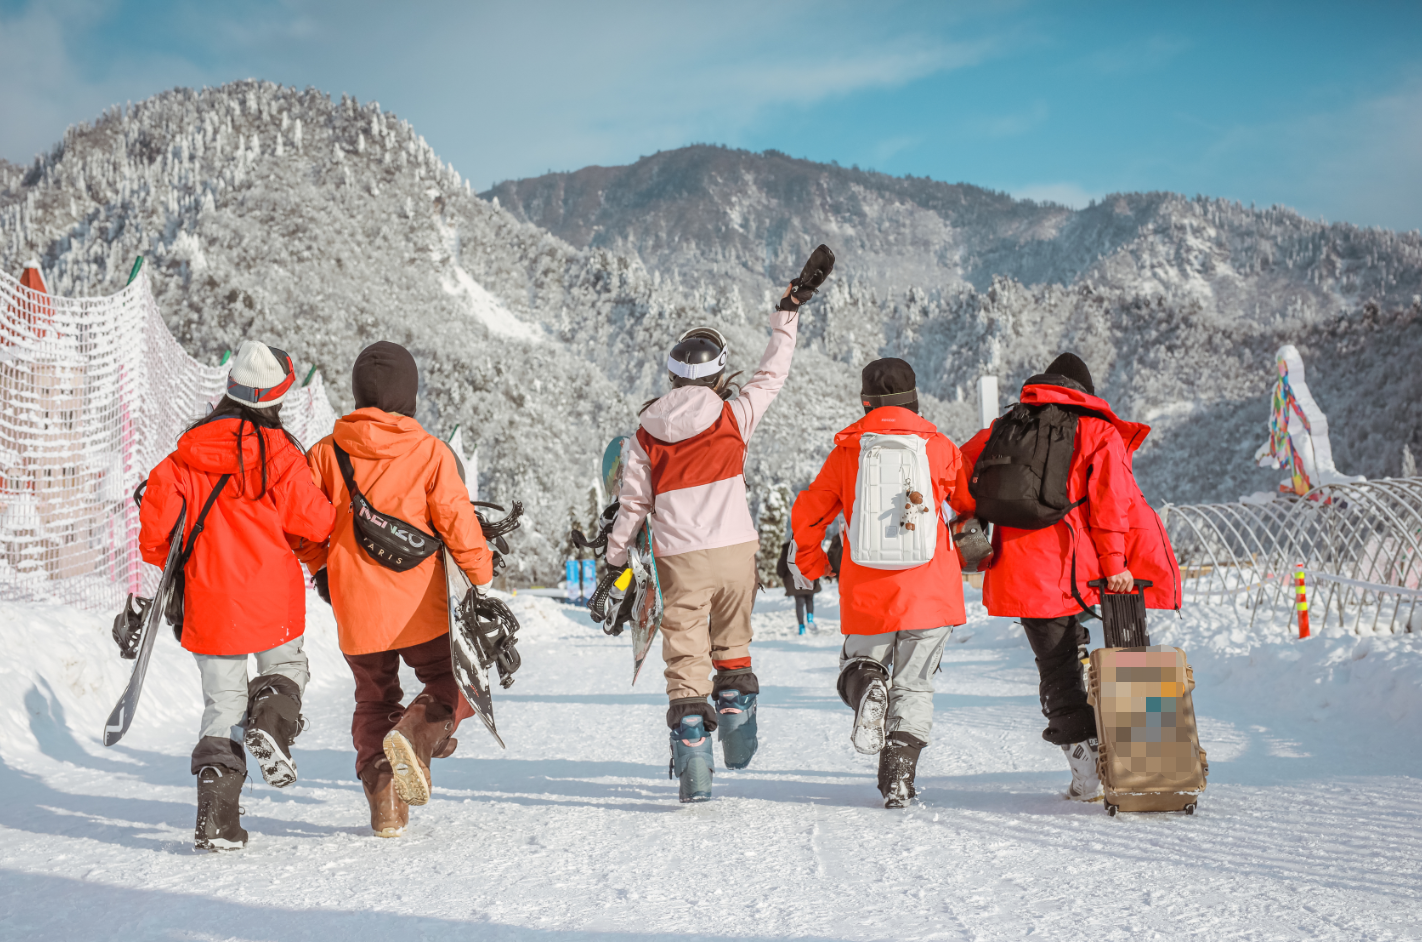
top-left (103, 507), bottom-right (186, 747)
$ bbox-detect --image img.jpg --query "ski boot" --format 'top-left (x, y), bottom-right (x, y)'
top-left (667, 701), bottom-right (714, 802)
top-left (194, 765), bottom-right (247, 851)
top-left (713, 669), bottom-right (759, 770)
top-left (243, 674), bottom-right (303, 788)
top-left (878, 732), bottom-right (924, 809)
top-left (838, 657), bottom-right (890, 755)
top-left (1062, 738), bottom-right (1102, 801)
top-left (798, 622), bottom-right (806, 636)
top-left (806, 612), bottom-right (815, 629)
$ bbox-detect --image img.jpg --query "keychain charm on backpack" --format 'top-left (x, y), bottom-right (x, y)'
top-left (901, 485), bottom-right (929, 532)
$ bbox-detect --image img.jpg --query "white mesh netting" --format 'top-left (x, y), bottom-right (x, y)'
top-left (0, 265), bottom-right (336, 612)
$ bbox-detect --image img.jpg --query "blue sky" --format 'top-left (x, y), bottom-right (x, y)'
top-left (2, 0), bottom-right (1419, 230)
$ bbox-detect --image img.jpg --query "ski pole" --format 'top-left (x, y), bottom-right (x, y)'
top-left (1295, 563), bottom-right (1310, 639)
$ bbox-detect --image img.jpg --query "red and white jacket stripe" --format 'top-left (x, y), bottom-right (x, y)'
top-left (607, 308), bottom-right (799, 566)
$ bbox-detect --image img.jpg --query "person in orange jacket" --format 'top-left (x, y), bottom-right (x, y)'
top-left (950, 353), bottom-right (1181, 801)
top-left (138, 341), bottom-right (336, 851)
top-left (789, 358), bottom-right (969, 808)
top-left (298, 341), bottom-right (493, 837)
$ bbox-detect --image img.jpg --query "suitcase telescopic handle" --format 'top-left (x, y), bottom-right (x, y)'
top-left (1087, 578), bottom-right (1153, 596)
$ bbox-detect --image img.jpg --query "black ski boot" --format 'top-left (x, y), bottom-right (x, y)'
top-left (877, 732), bottom-right (925, 809)
top-left (194, 765), bottom-right (247, 851)
top-left (243, 674), bottom-right (303, 788)
top-left (838, 658), bottom-right (890, 755)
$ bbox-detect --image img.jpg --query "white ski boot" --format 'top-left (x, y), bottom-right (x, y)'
top-left (1062, 738), bottom-right (1102, 801)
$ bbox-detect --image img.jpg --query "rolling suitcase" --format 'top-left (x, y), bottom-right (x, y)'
top-left (1086, 579), bottom-right (1208, 816)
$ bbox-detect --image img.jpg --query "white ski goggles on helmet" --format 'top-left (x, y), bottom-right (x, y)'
top-left (667, 327), bottom-right (729, 380)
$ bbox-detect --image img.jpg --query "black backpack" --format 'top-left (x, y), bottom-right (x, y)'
top-left (969, 379), bottom-right (1103, 530)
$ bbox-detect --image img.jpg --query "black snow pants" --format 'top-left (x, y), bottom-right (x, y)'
top-left (1021, 615), bottom-right (1096, 746)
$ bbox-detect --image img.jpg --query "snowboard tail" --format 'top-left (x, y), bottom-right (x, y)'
top-left (103, 508), bottom-right (186, 747)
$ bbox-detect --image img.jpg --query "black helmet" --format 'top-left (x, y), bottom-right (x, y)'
top-left (667, 327), bottom-right (728, 388)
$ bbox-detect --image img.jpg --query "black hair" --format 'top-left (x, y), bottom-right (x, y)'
top-left (184, 396), bottom-right (305, 499)
top-left (638, 370), bottom-right (745, 416)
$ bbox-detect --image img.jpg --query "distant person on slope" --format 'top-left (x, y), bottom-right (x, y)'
top-left (789, 358), bottom-right (968, 808)
top-left (776, 538), bottom-right (821, 635)
top-left (951, 353), bottom-right (1180, 802)
top-left (297, 341), bottom-right (493, 837)
top-left (604, 262), bottom-right (827, 803)
top-left (137, 341), bottom-right (336, 852)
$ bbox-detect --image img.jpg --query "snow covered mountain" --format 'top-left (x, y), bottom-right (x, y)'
top-left (4, 82), bottom-right (1420, 583)
top-left (486, 146), bottom-right (1422, 501)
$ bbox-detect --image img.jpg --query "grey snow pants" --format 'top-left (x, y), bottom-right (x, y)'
top-left (840, 625), bottom-right (952, 745)
top-left (190, 636), bottom-right (309, 775)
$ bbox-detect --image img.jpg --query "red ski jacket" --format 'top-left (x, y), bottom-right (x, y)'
top-left (791, 407), bottom-right (969, 635)
top-left (952, 383), bottom-right (1181, 618)
top-left (139, 419), bottom-right (336, 655)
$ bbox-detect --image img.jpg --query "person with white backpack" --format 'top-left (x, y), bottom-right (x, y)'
top-left (788, 358), bottom-right (969, 807)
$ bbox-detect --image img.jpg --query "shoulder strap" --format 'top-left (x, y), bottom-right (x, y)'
top-left (179, 474), bottom-right (231, 567)
top-left (333, 443), bottom-right (361, 501)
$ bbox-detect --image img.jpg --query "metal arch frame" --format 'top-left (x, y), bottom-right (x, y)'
top-left (1162, 477), bottom-right (1422, 634)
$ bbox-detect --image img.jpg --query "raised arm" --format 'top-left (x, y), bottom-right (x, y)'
top-left (728, 302), bottom-right (800, 442)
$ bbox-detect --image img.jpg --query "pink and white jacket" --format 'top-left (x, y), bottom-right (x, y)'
top-left (607, 308), bottom-right (800, 567)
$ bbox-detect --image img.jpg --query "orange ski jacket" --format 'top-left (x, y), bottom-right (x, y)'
top-left (952, 382), bottom-right (1181, 617)
top-left (299, 408), bottom-right (493, 656)
top-left (791, 407), bottom-right (968, 635)
top-left (138, 419), bottom-right (336, 655)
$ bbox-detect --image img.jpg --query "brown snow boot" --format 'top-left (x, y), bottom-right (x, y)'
top-left (359, 757), bottom-right (409, 838)
top-left (381, 694), bottom-right (456, 806)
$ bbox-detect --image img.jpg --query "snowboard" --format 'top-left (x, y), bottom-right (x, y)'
top-left (601, 437), bottom-right (664, 685)
top-left (444, 545), bottom-right (505, 749)
top-left (103, 507), bottom-right (186, 747)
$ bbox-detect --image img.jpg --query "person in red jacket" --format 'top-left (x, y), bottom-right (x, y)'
top-left (951, 353), bottom-right (1180, 801)
top-left (138, 341), bottom-right (336, 851)
top-left (790, 358), bottom-right (968, 808)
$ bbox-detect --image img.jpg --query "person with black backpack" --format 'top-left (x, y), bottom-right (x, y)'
top-left (952, 353), bottom-right (1179, 802)
top-left (137, 341), bottom-right (336, 851)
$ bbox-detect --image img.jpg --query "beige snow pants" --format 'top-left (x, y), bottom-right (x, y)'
top-left (654, 540), bottom-right (759, 701)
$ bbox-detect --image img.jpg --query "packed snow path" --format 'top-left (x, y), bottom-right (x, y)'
top-left (2, 587), bottom-right (1421, 940)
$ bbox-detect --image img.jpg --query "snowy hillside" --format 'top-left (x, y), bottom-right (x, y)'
top-left (2, 590), bottom-right (1421, 939)
top-left (487, 146), bottom-right (1422, 500)
top-left (4, 84), bottom-right (1421, 589)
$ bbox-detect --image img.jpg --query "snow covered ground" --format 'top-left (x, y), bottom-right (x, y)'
top-left (2, 585), bottom-right (1421, 941)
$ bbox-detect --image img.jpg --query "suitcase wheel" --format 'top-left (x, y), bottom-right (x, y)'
top-left (1105, 802), bottom-right (1118, 817)
top-left (1183, 802), bottom-right (1196, 816)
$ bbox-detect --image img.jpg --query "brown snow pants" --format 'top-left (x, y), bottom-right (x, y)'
top-left (343, 633), bottom-right (473, 776)
top-left (655, 540), bottom-right (759, 701)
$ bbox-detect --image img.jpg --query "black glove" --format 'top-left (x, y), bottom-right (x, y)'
top-left (313, 567), bottom-right (331, 605)
top-left (788, 243), bottom-right (835, 304)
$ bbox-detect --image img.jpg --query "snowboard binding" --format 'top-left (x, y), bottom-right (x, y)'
top-left (474, 500), bottom-right (524, 578)
top-left (457, 590), bottom-right (523, 688)
top-left (788, 243), bottom-right (836, 304)
top-left (111, 593), bottom-right (152, 660)
top-left (570, 500), bottom-right (620, 557)
top-left (587, 566), bottom-right (635, 636)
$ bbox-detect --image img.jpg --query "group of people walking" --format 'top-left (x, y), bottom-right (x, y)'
top-left (138, 339), bottom-right (491, 850)
top-left (135, 257), bottom-right (1179, 852)
top-left (600, 280), bottom-right (1178, 808)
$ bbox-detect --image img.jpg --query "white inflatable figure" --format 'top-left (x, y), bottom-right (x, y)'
top-left (1254, 344), bottom-right (1365, 495)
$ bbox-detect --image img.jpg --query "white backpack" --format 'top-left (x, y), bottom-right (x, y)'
top-left (849, 432), bottom-right (938, 570)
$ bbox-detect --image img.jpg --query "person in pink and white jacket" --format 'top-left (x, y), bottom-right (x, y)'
top-left (604, 260), bottom-right (829, 800)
